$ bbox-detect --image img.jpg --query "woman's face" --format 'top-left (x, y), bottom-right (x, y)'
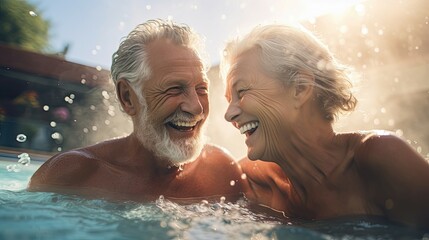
top-left (224, 50), bottom-right (297, 160)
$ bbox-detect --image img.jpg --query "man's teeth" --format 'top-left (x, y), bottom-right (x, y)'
top-left (172, 121), bottom-right (197, 127)
top-left (239, 122), bottom-right (259, 134)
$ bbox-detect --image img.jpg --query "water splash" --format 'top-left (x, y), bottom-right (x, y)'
top-left (18, 153), bottom-right (31, 166)
top-left (5, 152), bottom-right (31, 172)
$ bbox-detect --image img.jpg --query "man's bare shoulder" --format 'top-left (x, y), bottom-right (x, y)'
top-left (28, 148), bottom-right (99, 191)
top-left (200, 144), bottom-right (237, 165)
top-left (28, 137), bottom-right (129, 191)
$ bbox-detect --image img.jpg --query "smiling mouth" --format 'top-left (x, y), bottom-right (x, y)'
top-left (239, 121), bottom-right (259, 136)
top-left (167, 121), bottom-right (199, 132)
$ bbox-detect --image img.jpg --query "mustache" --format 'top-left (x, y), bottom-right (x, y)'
top-left (164, 110), bottom-right (205, 124)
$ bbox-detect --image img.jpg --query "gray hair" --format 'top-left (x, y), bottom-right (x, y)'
top-left (111, 19), bottom-right (207, 99)
top-left (221, 24), bottom-right (357, 122)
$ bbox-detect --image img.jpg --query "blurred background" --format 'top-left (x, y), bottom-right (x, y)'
top-left (0, 0), bottom-right (428, 160)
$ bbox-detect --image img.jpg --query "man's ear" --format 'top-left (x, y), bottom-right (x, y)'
top-left (117, 79), bottom-right (137, 116)
top-left (292, 73), bottom-right (314, 109)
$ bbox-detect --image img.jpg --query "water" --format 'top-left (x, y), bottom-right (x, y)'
top-left (0, 159), bottom-right (428, 240)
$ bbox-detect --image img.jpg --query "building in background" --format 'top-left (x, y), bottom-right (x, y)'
top-left (0, 44), bottom-right (114, 154)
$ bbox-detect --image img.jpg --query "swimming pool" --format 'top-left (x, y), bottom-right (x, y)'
top-left (1, 152), bottom-right (428, 240)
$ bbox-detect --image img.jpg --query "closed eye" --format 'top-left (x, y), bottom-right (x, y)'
top-left (196, 86), bottom-right (209, 95)
top-left (165, 86), bottom-right (183, 95)
top-left (237, 89), bottom-right (248, 99)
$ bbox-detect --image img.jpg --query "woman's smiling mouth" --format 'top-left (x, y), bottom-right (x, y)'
top-left (239, 121), bottom-right (259, 136)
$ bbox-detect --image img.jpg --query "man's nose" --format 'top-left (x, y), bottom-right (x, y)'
top-left (224, 101), bottom-right (241, 122)
top-left (181, 90), bottom-right (204, 115)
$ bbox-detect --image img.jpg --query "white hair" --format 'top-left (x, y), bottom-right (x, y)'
top-left (221, 24), bottom-right (357, 121)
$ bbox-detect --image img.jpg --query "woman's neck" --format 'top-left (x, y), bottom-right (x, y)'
top-left (272, 121), bottom-right (346, 204)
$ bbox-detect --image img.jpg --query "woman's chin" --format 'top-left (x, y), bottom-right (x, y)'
top-left (247, 148), bottom-right (261, 160)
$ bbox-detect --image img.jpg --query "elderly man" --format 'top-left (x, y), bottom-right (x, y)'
top-left (28, 19), bottom-right (244, 202)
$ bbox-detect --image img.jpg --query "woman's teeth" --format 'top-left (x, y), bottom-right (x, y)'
top-left (239, 122), bottom-right (259, 134)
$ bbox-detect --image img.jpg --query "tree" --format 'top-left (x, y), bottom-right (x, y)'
top-left (0, 0), bottom-right (50, 52)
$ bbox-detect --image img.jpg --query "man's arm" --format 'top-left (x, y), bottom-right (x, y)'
top-left (27, 150), bottom-right (97, 193)
top-left (356, 134), bottom-right (429, 228)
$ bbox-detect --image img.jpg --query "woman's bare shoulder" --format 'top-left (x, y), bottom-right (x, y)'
top-left (353, 130), bottom-right (411, 167)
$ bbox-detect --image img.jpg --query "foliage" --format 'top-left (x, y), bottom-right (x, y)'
top-left (0, 0), bottom-right (50, 51)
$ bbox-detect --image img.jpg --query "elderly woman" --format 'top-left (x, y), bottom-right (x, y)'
top-left (221, 24), bottom-right (429, 228)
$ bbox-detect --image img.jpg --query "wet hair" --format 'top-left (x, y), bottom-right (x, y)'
top-left (111, 19), bottom-right (207, 99)
top-left (221, 24), bottom-right (357, 122)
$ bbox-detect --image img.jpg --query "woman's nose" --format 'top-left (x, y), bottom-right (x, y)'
top-left (224, 101), bottom-right (241, 122)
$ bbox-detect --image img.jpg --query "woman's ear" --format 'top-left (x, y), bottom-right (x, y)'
top-left (293, 73), bottom-right (314, 109)
top-left (117, 79), bottom-right (137, 116)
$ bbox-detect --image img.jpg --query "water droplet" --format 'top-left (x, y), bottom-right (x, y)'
top-left (361, 25), bottom-right (368, 35)
top-left (373, 118), bottom-right (380, 125)
top-left (6, 164), bottom-right (21, 172)
top-left (50, 121), bottom-right (57, 127)
top-left (96, 66), bottom-right (102, 71)
top-left (18, 153), bottom-right (31, 166)
top-left (417, 146), bottom-right (422, 153)
top-left (102, 91), bottom-right (110, 99)
top-left (43, 105), bottom-right (50, 111)
top-left (81, 79), bottom-right (87, 84)
top-left (16, 134), bottom-right (27, 143)
top-left (395, 129), bottom-right (403, 137)
top-left (28, 11), bottom-right (37, 17)
top-left (146, 5), bottom-right (151, 10)
top-left (240, 173), bottom-right (247, 179)
top-left (6, 164), bottom-right (13, 172)
top-left (355, 4), bottom-right (365, 16)
top-left (316, 59), bottom-right (326, 71)
top-left (92, 126), bottom-right (97, 131)
top-left (160, 221), bottom-right (167, 228)
top-left (83, 128), bottom-right (89, 133)
top-left (51, 132), bottom-right (63, 142)
top-left (230, 180), bottom-right (236, 186)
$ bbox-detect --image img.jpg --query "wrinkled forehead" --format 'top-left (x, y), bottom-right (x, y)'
top-left (225, 48), bottom-right (262, 85)
top-left (147, 38), bottom-right (206, 71)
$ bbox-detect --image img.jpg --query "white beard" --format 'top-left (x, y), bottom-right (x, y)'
top-left (134, 99), bottom-right (206, 167)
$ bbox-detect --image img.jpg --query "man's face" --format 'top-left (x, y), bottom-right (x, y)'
top-left (135, 38), bottom-right (209, 166)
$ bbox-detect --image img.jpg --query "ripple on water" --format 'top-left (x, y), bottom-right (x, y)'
top-left (0, 191), bottom-right (428, 240)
